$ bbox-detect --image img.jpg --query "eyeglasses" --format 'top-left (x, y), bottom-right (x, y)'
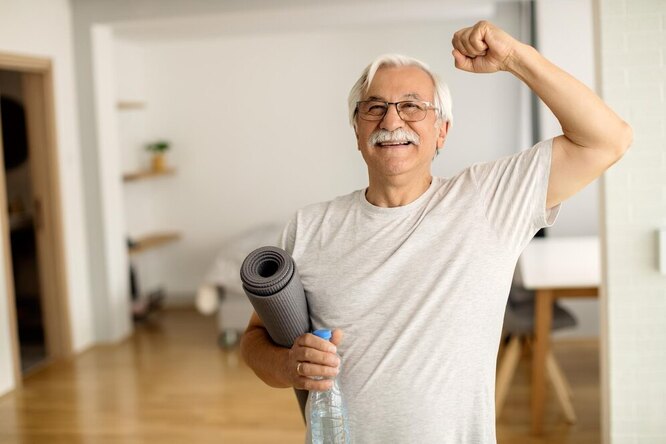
top-left (356, 100), bottom-right (437, 122)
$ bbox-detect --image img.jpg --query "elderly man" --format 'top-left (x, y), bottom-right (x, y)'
top-left (240, 21), bottom-right (631, 443)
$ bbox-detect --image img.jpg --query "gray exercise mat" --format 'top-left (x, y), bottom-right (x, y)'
top-left (240, 246), bottom-right (311, 421)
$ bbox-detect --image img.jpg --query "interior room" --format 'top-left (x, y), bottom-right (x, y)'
top-left (0, 0), bottom-right (664, 443)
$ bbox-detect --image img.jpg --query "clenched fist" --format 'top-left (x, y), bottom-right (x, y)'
top-left (451, 20), bottom-right (524, 73)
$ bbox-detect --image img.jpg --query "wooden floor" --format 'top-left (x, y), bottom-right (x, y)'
top-left (0, 309), bottom-right (600, 443)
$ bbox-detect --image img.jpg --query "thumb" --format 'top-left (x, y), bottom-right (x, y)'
top-left (452, 48), bottom-right (474, 72)
top-left (331, 329), bottom-right (344, 347)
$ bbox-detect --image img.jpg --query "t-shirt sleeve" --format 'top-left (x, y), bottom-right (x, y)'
top-left (277, 213), bottom-right (297, 255)
top-left (469, 138), bottom-right (561, 252)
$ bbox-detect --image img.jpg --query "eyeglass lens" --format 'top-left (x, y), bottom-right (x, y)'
top-left (358, 101), bottom-right (428, 122)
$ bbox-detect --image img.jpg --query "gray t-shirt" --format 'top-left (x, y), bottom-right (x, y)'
top-left (279, 139), bottom-right (560, 443)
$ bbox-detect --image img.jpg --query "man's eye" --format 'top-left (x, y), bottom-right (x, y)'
top-left (367, 105), bottom-right (387, 115)
top-left (400, 102), bottom-right (422, 112)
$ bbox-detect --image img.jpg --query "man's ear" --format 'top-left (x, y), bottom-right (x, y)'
top-left (437, 121), bottom-right (449, 149)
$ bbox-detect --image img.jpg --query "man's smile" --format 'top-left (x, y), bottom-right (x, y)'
top-left (377, 140), bottom-right (414, 147)
top-left (369, 127), bottom-right (421, 148)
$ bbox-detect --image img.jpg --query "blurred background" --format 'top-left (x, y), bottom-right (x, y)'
top-left (0, 0), bottom-right (663, 442)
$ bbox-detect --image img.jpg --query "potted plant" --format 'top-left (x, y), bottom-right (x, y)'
top-left (145, 140), bottom-right (170, 172)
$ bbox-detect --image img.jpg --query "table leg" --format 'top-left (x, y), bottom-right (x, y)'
top-left (532, 289), bottom-right (553, 435)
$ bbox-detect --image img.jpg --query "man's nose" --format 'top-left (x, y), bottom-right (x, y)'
top-left (380, 104), bottom-right (404, 132)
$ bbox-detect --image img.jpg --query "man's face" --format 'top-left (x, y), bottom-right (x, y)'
top-left (354, 65), bottom-right (448, 179)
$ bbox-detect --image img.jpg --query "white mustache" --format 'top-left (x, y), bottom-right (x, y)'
top-left (369, 128), bottom-right (420, 146)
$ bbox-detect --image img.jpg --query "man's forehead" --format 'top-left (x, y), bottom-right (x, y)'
top-left (364, 66), bottom-right (435, 100)
top-left (365, 92), bottom-right (424, 101)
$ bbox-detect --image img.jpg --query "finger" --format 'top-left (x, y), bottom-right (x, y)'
top-left (451, 29), bottom-right (471, 56)
top-left (459, 28), bottom-right (479, 57)
top-left (452, 49), bottom-right (474, 72)
top-left (331, 329), bottom-right (344, 347)
top-left (469, 22), bottom-right (490, 54)
top-left (298, 347), bottom-right (340, 368)
top-left (298, 362), bottom-right (340, 379)
top-left (297, 333), bottom-right (337, 353)
top-left (297, 376), bottom-right (334, 392)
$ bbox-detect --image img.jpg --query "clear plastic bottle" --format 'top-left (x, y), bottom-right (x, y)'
top-left (306, 329), bottom-right (351, 444)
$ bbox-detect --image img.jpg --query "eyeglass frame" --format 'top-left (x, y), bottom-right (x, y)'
top-left (355, 100), bottom-right (439, 122)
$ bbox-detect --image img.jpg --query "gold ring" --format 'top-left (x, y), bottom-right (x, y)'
top-left (296, 362), bottom-right (303, 375)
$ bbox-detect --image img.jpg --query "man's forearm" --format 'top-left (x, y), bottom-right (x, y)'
top-left (506, 43), bottom-right (632, 152)
top-left (239, 326), bottom-right (291, 389)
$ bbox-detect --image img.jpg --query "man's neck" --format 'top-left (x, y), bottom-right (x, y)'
top-left (365, 172), bottom-right (433, 208)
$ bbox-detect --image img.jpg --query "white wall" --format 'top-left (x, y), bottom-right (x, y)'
top-left (91, 25), bottom-right (131, 342)
top-left (109, 3), bottom-right (526, 300)
top-left (0, 0), bottom-right (92, 396)
top-left (115, 38), bottom-right (173, 299)
top-left (598, 0), bottom-right (666, 442)
top-left (537, 0), bottom-right (599, 238)
top-left (536, 0), bottom-right (601, 339)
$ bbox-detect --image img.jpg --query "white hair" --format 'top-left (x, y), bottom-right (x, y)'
top-left (348, 54), bottom-right (453, 129)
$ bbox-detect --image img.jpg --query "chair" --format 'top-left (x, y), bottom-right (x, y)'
top-left (495, 284), bottom-right (578, 423)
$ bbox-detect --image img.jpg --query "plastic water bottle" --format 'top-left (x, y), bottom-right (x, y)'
top-left (306, 329), bottom-right (351, 444)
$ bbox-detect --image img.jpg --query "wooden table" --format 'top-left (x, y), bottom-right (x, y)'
top-left (518, 235), bottom-right (600, 435)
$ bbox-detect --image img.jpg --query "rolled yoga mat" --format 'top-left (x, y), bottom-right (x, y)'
top-left (240, 246), bottom-right (311, 421)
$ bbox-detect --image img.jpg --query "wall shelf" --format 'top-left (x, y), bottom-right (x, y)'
top-left (123, 168), bottom-right (175, 182)
top-left (128, 232), bottom-right (181, 256)
top-left (117, 100), bottom-right (146, 110)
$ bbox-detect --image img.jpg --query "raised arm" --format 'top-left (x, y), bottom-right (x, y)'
top-left (452, 21), bottom-right (632, 209)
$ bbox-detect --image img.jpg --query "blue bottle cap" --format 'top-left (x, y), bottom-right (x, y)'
top-left (313, 329), bottom-right (332, 341)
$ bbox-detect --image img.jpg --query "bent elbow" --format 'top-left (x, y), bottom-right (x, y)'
top-left (616, 121), bottom-right (633, 156)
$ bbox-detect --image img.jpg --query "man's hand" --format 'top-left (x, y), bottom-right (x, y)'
top-left (241, 312), bottom-right (345, 390)
top-left (451, 20), bottom-right (522, 73)
top-left (286, 329), bottom-right (344, 392)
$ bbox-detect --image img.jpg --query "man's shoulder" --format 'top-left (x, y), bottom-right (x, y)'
top-left (281, 189), bottom-right (360, 247)
top-left (297, 188), bottom-right (361, 220)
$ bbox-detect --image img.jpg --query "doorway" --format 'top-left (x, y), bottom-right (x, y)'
top-left (0, 70), bottom-right (46, 373)
top-left (0, 52), bottom-right (71, 384)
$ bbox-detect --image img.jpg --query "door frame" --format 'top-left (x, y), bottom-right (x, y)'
top-left (0, 51), bottom-right (72, 385)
